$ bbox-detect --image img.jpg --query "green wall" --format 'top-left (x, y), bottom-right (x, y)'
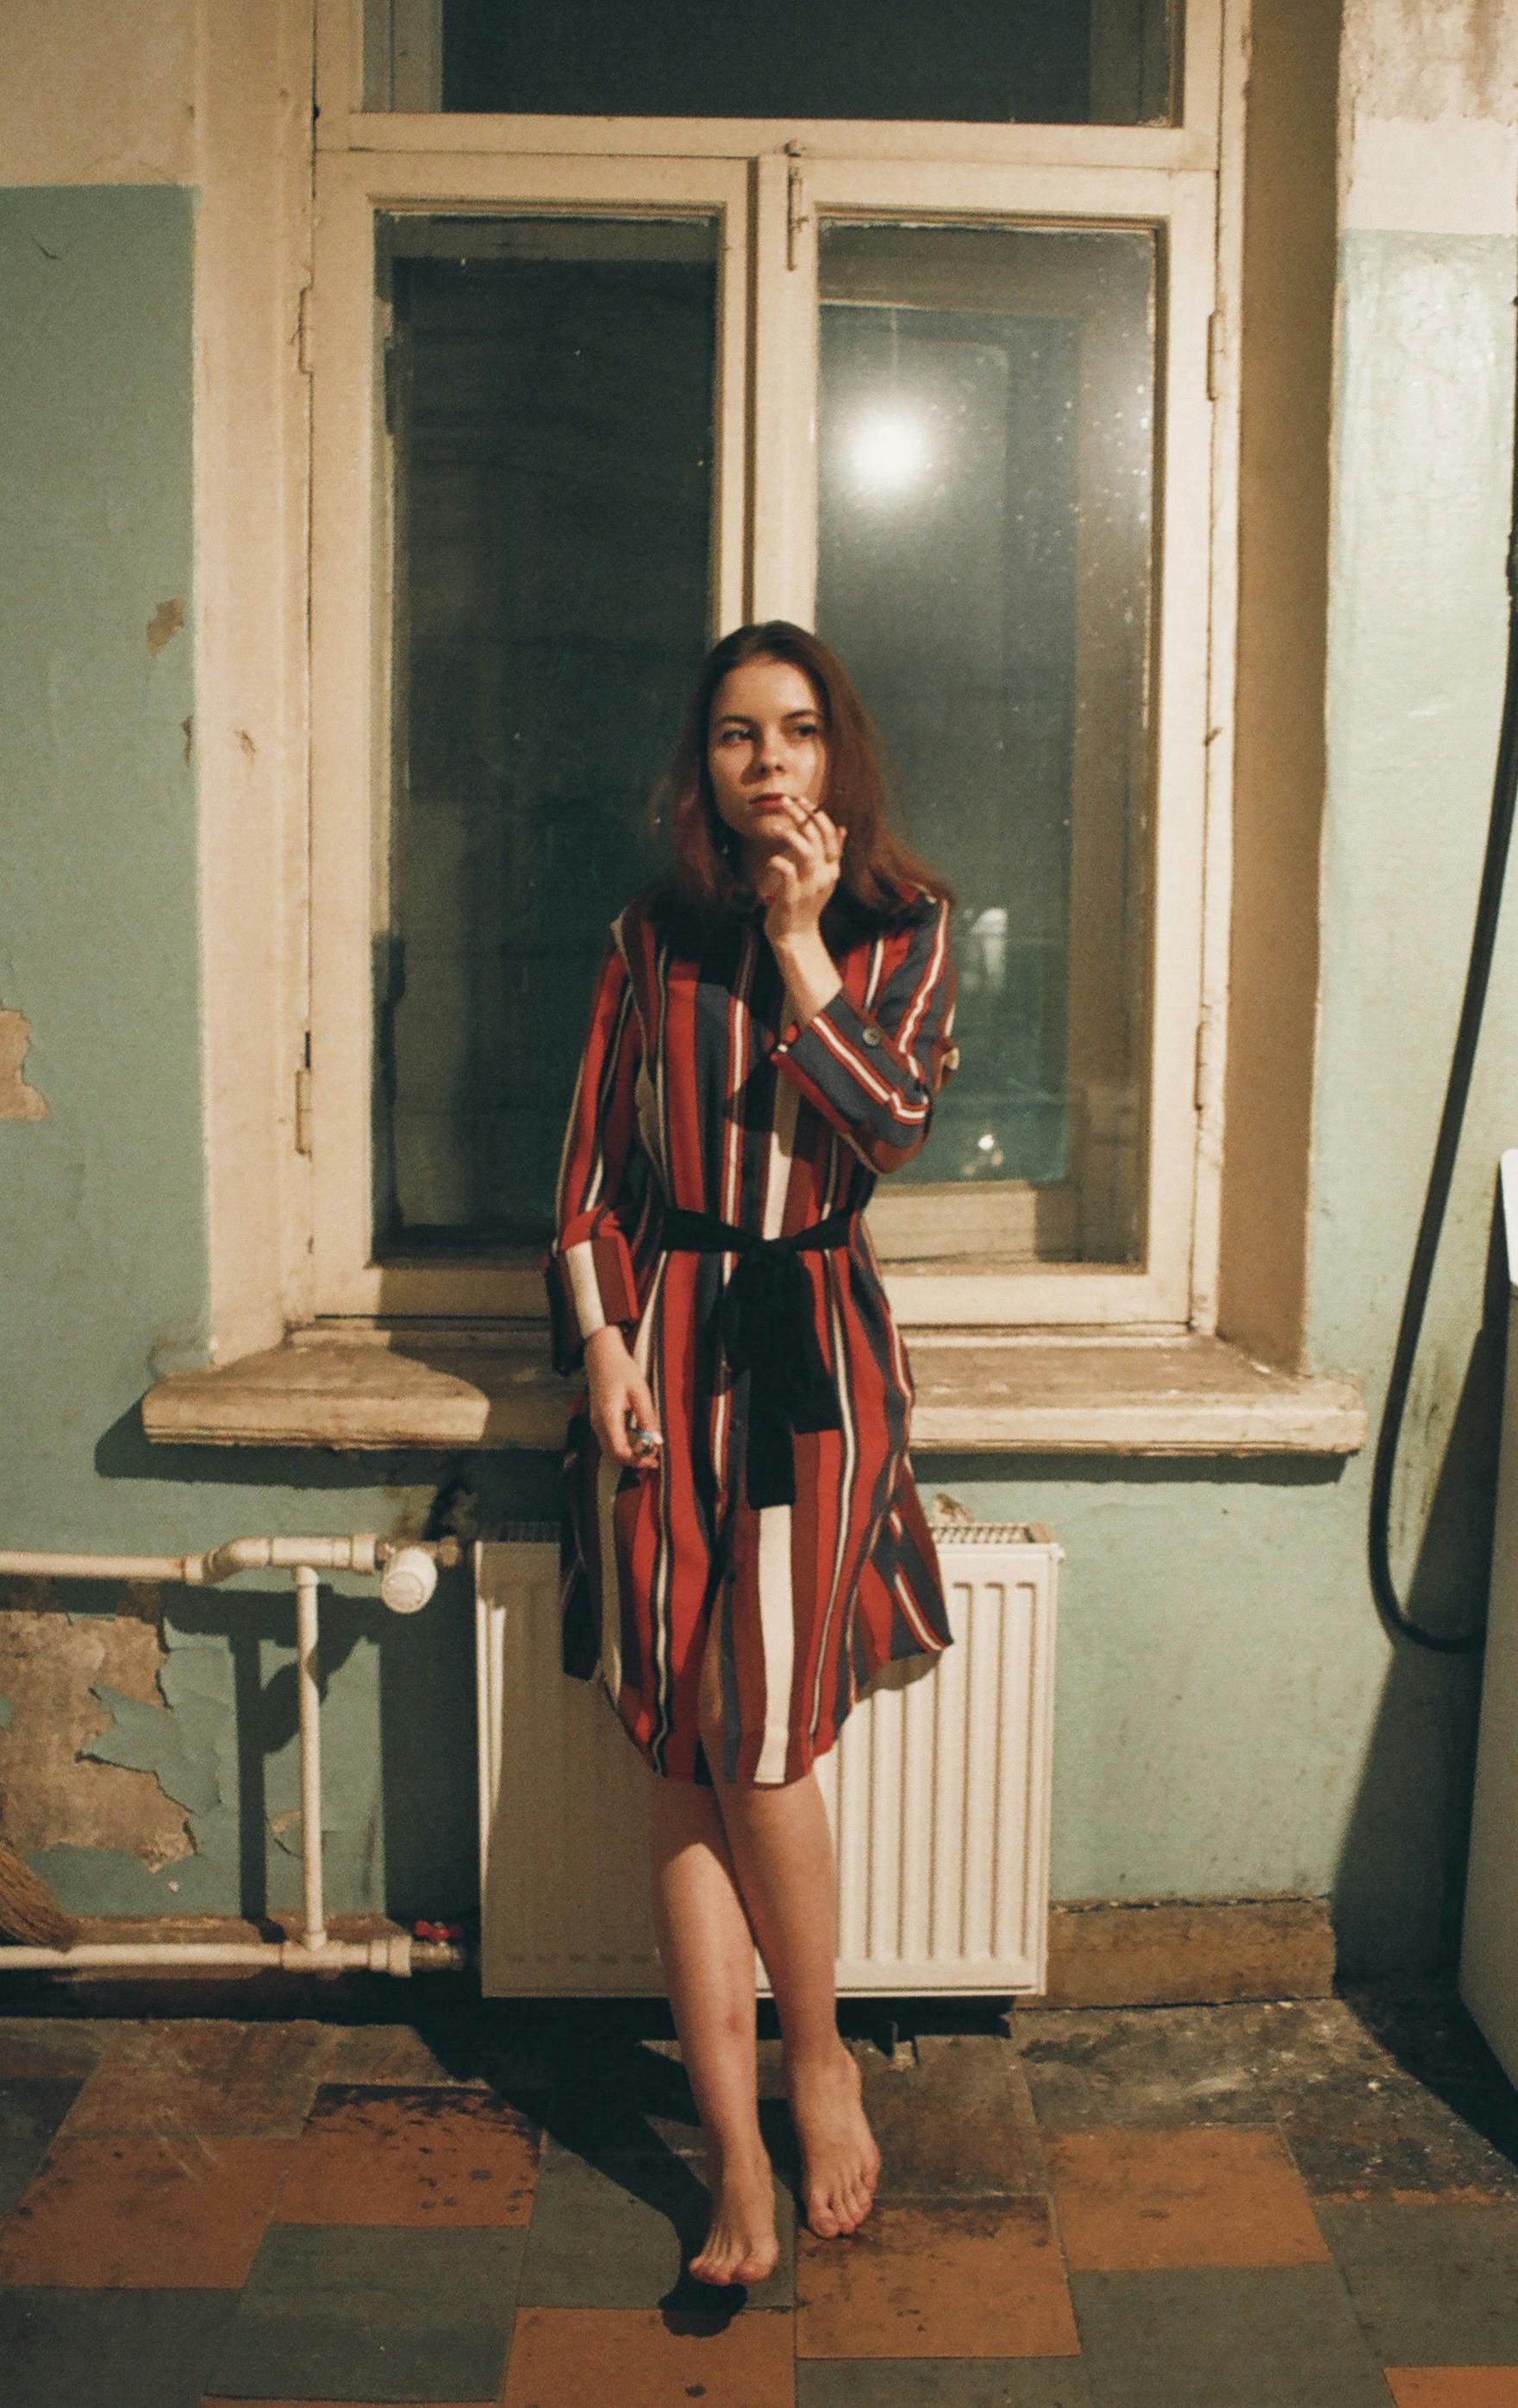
top-left (3, 197), bottom-right (1516, 1974)
top-left (0, 187), bottom-right (207, 1511)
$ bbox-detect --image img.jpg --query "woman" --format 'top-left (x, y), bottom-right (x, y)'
top-left (542, 621), bottom-right (961, 2287)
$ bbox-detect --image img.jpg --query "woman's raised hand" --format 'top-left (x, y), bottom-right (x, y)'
top-left (758, 796), bottom-right (846, 942)
top-left (584, 1324), bottom-right (662, 1472)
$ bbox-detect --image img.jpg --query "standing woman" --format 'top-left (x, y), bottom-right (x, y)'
top-left (543, 621), bottom-right (961, 2287)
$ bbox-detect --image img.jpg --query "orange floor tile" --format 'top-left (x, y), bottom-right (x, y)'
top-left (1384, 2375), bottom-right (1518, 2407)
top-left (273, 2085), bottom-right (540, 2227)
top-left (0, 2134), bottom-right (293, 2287)
top-left (501, 2306), bottom-right (796, 2406)
top-left (795, 2194), bottom-right (1080, 2359)
top-left (1045, 2123), bottom-right (1332, 2271)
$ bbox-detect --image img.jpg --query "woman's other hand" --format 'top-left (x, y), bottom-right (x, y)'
top-left (584, 1325), bottom-right (663, 1471)
top-left (759, 795), bottom-right (845, 943)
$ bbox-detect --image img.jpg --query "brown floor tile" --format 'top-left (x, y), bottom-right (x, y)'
top-left (864, 2036), bottom-right (1044, 2198)
top-left (274, 2083), bottom-right (543, 2226)
top-left (1276, 2082), bottom-right (1518, 2204)
top-left (1263, 1992), bottom-right (1518, 2203)
top-left (502, 2305), bottom-right (796, 2405)
top-left (1046, 2125), bottom-right (1331, 2271)
top-left (60, 2019), bottom-right (325, 2139)
top-left (1384, 2378), bottom-right (1518, 2407)
top-left (1017, 2004), bottom-right (1284, 2130)
top-left (0, 2135), bottom-right (292, 2287)
top-left (796, 2196), bottom-right (1079, 2360)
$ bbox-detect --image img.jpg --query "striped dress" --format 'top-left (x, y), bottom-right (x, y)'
top-left (542, 880), bottom-right (962, 1787)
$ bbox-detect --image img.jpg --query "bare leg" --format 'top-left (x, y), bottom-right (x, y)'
top-left (697, 1636), bottom-right (880, 2241)
top-left (647, 1664), bottom-right (778, 2285)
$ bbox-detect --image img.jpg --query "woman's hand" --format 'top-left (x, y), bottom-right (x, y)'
top-left (756, 796), bottom-right (846, 944)
top-left (584, 1324), bottom-right (662, 1472)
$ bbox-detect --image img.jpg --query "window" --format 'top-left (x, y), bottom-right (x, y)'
top-left (361, 0), bottom-right (1179, 127)
top-left (305, 0), bottom-right (1228, 1336)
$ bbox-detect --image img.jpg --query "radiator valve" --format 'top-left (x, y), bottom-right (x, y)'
top-left (379, 1545), bottom-right (439, 1614)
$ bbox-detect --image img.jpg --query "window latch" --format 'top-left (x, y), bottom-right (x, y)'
top-left (784, 142), bottom-right (810, 272)
top-left (1193, 1003), bottom-right (1219, 1119)
top-left (296, 1040), bottom-right (313, 1157)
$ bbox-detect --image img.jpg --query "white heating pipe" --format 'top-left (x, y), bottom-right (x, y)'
top-left (0, 1534), bottom-right (472, 1978)
top-left (295, 1562), bottom-right (325, 1950)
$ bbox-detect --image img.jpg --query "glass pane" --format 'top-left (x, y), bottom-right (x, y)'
top-left (363, 0), bottom-right (1178, 126)
top-left (816, 219), bottom-right (1157, 1265)
top-left (373, 213), bottom-right (717, 1254)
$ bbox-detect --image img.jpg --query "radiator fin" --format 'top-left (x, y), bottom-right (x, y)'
top-left (476, 1528), bottom-right (1059, 1998)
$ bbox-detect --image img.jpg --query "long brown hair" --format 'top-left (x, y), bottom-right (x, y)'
top-left (633, 621), bottom-right (956, 950)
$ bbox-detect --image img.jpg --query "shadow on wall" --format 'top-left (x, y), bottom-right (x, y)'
top-left (1334, 1170), bottom-right (1511, 1979)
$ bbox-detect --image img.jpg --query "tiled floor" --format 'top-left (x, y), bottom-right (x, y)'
top-left (2, 1983), bottom-right (1518, 2405)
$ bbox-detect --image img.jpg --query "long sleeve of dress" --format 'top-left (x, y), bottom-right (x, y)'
top-left (759, 894), bottom-right (960, 1174)
top-left (541, 920), bottom-right (648, 1377)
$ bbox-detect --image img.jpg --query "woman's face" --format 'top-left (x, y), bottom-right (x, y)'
top-left (706, 656), bottom-right (828, 864)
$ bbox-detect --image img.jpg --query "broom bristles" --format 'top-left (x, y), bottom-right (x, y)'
top-left (0, 1838), bottom-right (78, 1947)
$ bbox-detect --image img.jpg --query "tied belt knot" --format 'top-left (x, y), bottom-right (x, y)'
top-left (659, 1205), bottom-right (855, 1510)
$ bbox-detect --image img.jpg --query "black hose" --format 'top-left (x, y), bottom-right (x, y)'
top-left (1367, 288), bottom-right (1518, 1652)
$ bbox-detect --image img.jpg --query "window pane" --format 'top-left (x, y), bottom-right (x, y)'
top-left (364, 0), bottom-right (1178, 126)
top-left (374, 214), bottom-right (717, 1254)
top-left (816, 220), bottom-right (1157, 1265)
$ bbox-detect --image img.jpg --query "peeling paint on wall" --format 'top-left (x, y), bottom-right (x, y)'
top-left (1343, 0), bottom-right (1518, 121)
top-left (0, 1579), bottom-right (192, 1870)
top-left (0, 1007), bottom-right (48, 1120)
top-left (146, 596), bottom-right (184, 654)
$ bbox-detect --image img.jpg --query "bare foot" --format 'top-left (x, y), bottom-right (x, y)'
top-left (688, 2138), bottom-right (781, 2286)
top-left (786, 2040), bottom-right (881, 2238)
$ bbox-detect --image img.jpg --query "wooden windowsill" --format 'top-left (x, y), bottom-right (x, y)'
top-left (140, 1325), bottom-right (1366, 1456)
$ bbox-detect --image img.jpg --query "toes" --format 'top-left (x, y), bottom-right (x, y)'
top-left (841, 2175), bottom-right (873, 2229)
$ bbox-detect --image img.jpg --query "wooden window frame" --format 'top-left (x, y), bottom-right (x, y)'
top-left (289, 0), bottom-right (1236, 1342)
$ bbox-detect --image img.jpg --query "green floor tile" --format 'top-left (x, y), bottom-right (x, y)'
top-left (0, 2075), bottom-right (84, 2212)
top-left (519, 2143), bottom-right (795, 2310)
top-left (1069, 2267), bottom-right (1392, 2405)
top-left (206, 2223), bottom-right (522, 2402)
top-left (797, 2359), bottom-right (1094, 2405)
top-left (0, 2286), bottom-right (240, 2408)
top-left (0, 2020), bottom-right (115, 2082)
top-left (1316, 2199), bottom-right (1518, 2364)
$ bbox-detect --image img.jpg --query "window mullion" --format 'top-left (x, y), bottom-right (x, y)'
top-left (748, 151), bottom-right (818, 625)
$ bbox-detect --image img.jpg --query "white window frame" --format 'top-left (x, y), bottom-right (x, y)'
top-left (308, 149), bottom-right (750, 1319)
top-left (297, 0), bottom-right (1234, 1338)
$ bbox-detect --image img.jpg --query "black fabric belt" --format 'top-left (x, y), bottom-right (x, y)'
top-left (658, 1205), bottom-right (855, 1510)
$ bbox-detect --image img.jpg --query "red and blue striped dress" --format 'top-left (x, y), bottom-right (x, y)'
top-left (542, 880), bottom-right (962, 1787)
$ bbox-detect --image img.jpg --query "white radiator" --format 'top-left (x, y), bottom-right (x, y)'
top-left (474, 1516), bottom-right (1060, 1998)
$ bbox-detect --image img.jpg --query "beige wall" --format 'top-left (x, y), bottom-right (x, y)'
top-left (1, 0), bottom-right (196, 184)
